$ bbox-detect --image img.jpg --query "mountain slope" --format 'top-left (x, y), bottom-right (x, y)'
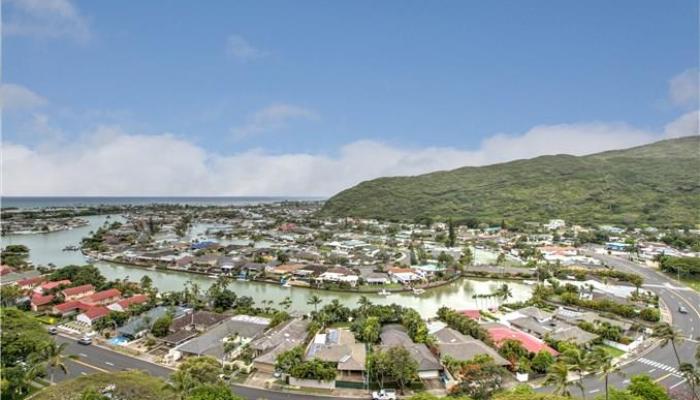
top-left (321, 136), bottom-right (700, 226)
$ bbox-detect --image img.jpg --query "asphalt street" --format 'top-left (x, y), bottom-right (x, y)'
top-left (49, 335), bottom-right (363, 400)
top-left (575, 250), bottom-right (700, 398)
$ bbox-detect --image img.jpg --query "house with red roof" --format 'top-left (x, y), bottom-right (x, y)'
top-left (107, 294), bottom-right (148, 312)
top-left (16, 276), bottom-right (47, 291)
top-left (76, 306), bottom-right (110, 326)
top-left (81, 289), bottom-right (121, 306)
top-left (486, 324), bottom-right (558, 356)
top-left (61, 284), bottom-right (95, 301)
top-left (52, 301), bottom-right (92, 317)
top-left (459, 309), bottom-right (482, 321)
top-left (34, 279), bottom-right (72, 295)
top-left (31, 293), bottom-right (55, 312)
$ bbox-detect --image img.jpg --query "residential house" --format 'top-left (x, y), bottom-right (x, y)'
top-left (52, 300), bottom-right (91, 317)
top-left (318, 267), bottom-right (359, 287)
top-left (169, 310), bottom-right (230, 333)
top-left (387, 267), bottom-right (422, 284)
top-left (61, 284), bottom-right (95, 301)
top-left (76, 306), bottom-right (110, 327)
top-left (31, 293), bottom-right (55, 312)
top-left (267, 263), bottom-right (306, 279)
top-left (306, 329), bottom-right (366, 382)
top-left (484, 323), bottom-right (558, 355)
top-left (81, 289), bottom-right (122, 306)
top-left (458, 310), bottom-right (482, 321)
top-left (174, 315), bottom-right (270, 361)
top-left (107, 294), bottom-right (148, 312)
top-left (34, 279), bottom-right (71, 295)
top-left (15, 275), bottom-right (46, 291)
top-left (117, 306), bottom-right (188, 339)
top-left (379, 325), bottom-right (442, 380)
top-left (252, 318), bottom-right (310, 373)
top-left (433, 326), bottom-right (509, 366)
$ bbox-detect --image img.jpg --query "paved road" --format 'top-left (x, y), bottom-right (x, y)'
top-left (49, 335), bottom-right (364, 400)
top-left (576, 250), bottom-right (700, 397)
top-left (49, 335), bottom-right (174, 381)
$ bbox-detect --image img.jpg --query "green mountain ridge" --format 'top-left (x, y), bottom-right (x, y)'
top-left (321, 136), bottom-right (700, 227)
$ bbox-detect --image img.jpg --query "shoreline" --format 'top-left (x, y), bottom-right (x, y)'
top-left (84, 254), bottom-right (529, 294)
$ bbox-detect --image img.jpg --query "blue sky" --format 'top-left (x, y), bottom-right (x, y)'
top-left (2, 0), bottom-right (698, 195)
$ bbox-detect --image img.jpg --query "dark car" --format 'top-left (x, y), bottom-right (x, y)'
top-left (678, 306), bottom-right (689, 314)
top-left (48, 327), bottom-right (58, 335)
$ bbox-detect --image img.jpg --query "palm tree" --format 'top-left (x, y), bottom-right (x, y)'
top-left (544, 361), bottom-right (580, 397)
top-left (279, 296), bottom-right (292, 310)
top-left (594, 349), bottom-right (624, 400)
top-left (679, 363), bottom-right (700, 400)
top-left (358, 296), bottom-right (372, 312)
top-left (561, 349), bottom-right (589, 399)
top-left (652, 323), bottom-right (684, 367)
top-left (40, 342), bottom-right (69, 383)
top-left (498, 284), bottom-right (513, 301)
top-left (307, 295), bottom-right (322, 312)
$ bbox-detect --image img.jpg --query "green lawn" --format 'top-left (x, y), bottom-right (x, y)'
top-left (596, 344), bottom-right (625, 358)
top-left (659, 271), bottom-right (700, 293)
top-left (679, 276), bottom-right (700, 293)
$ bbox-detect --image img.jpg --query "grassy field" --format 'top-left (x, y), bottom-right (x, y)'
top-left (679, 275), bottom-right (700, 292)
top-left (596, 344), bottom-right (625, 358)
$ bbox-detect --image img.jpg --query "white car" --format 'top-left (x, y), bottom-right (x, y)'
top-left (372, 389), bottom-right (397, 400)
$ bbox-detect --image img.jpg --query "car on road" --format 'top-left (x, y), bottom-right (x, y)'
top-left (372, 389), bottom-right (397, 400)
top-left (78, 336), bottom-right (92, 345)
top-left (679, 306), bottom-right (688, 314)
top-left (48, 326), bottom-right (58, 335)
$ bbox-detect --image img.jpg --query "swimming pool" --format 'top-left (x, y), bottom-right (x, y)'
top-left (108, 336), bottom-right (129, 346)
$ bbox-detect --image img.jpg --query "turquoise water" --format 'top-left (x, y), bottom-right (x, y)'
top-left (108, 336), bottom-right (130, 346)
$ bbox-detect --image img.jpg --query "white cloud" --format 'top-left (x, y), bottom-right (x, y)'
top-left (669, 68), bottom-right (699, 108)
top-left (2, 113), bottom-right (695, 197)
top-left (231, 104), bottom-right (319, 139)
top-left (664, 110), bottom-right (699, 138)
top-left (0, 83), bottom-right (47, 111)
top-left (3, 0), bottom-right (91, 42)
top-left (226, 34), bottom-right (266, 61)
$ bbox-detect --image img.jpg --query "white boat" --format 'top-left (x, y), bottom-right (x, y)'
top-left (282, 281), bottom-right (292, 288)
top-left (208, 275), bottom-right (218, 279)
top-left (413, 288), bottom-right (426, 295)
top-left (378, 289), bottom-right (390, 296)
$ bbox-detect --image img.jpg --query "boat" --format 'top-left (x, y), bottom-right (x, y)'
top-left (413, 288), bottom-right (426, 295)
top-left (282, 281), bottom-right (292, 288)
top-left (378, 289), bottom-right (390, 296)
top-left (208, 275), bottom-right (219, 279)
top-left (62, 245), bottom-right (80, 251)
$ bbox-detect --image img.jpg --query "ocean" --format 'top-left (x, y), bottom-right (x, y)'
top-left (0, 196), bottom-right (325, 209)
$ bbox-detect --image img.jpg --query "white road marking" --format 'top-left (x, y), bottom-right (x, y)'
top-left (104, 362), bottom-right (114, 366)
top-left (670, 379), bottom-right (688, 389)
top-left (589, 389), bottom-right (601, 394)
top-left (648, 369), bottom-right (656, 373)
top-left (79, 353), bottom-right (88, 357)
top-left (81, 372), bottom-right (87, 375)
top-left (638, 358), bottom-right (682, 377)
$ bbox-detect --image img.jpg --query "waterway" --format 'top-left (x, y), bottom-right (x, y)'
top-left (1, 214), bottom-right (532, 316)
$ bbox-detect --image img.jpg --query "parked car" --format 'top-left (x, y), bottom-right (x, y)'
top-left (372, 389), bottom-right (397, 400)
top-left (48, 326), bottom-right (58, 335)
top-left (678, 306), bottom-right (688, 314)
top-left (78, 336), bottom-right (92, 345)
